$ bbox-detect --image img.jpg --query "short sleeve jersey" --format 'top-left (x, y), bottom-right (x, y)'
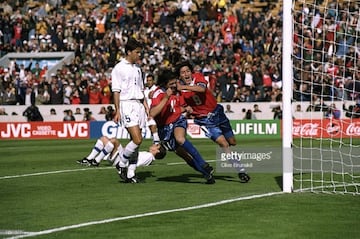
top-left (151, 87), bottom-right (185, 126)
top-left (180, 73), bottom-right (218, 117)
top-left (111, 58), bottom-right (144, 100)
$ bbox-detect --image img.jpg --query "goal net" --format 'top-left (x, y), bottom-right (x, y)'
top-left (290, 0), bottom-right (360, 194)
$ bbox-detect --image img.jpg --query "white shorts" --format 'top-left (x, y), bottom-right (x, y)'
top-left (120, 100), bottom-right (146, 129)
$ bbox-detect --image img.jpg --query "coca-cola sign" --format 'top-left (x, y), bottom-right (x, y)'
top-left (293, 119), bottom-right (360, 138)
top-left (293, 122), bottom-right (319, 136)
top-left (326, 122), bottom-right (341, 136)
top-left (345, 123), bottom-right (360, 136)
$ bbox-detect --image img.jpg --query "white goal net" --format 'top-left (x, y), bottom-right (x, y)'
top-left (290, 0), bottom-right (360, 194)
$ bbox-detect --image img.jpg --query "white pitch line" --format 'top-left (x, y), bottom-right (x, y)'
top-left (5, 191), bottom-right (284, 239)
top-left (0, 161), bottom-right (193, 180)
top-left (0, 167), bottom-right (106, 180)
top-left (0, 230), bottom-right (32, 236)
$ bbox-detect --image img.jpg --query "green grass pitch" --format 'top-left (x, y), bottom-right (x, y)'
top-left (0, 138), bottom-right (359, 239)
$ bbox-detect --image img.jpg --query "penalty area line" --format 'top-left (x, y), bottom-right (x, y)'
top-left (5, 191), bottom-right (284, 239)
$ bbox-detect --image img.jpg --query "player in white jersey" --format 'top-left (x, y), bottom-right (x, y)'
top-left (77, 136), bottom-right (166, 175)
top-left (111, 37), bottom-right (148, 183)
top-left (144, 73), bottom-right (160, 144)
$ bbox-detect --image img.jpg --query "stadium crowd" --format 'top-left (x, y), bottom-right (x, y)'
top-left (0, 0), bottom-right (358, 111)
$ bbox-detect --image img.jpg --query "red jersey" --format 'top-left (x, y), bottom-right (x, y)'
top-left (181, 75), bottom-right (218, 118)
top-left (151, 87), bottom-right (185, 126)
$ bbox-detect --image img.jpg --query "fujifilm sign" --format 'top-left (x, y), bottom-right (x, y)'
top-left (232, 122), bottom-right (279, 135)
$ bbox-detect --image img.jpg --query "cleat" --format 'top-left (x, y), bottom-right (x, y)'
top-left (203, 163), bottom-right (215, 184)
top-left (205, 175), bottom-right (216, 184)
top-left (238, 172), bottom-right (250, 183)
top-left (116, 164), bottom-right (128, 181)
top-left (126, 176), bottom-right (140, 183)
top-left (90, 160), bottom-right (99, 167)
top-left (203, 163), bottom-right (214, 175)
top-left (77, 157), bottom-right (91, 166)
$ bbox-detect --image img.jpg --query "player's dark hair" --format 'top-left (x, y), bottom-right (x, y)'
top-left (175, 60), bottom-right (193, 76)
top-left (125, 37), bottom-right (143, 54)
top-left (155, 144), bottom-right (167, 160)
top-left (156, 69), bottom-right (177, 88)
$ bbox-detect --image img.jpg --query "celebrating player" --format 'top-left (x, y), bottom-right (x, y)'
top-left (176, 60), bottom-right (250, 183)
top-left (150, 69), bottom-right (215, 184)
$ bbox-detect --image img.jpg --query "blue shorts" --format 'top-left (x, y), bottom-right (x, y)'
top-left (194, 104), bottom-right (234, 142)
top-left (158, 115), bottom-right (187, 151)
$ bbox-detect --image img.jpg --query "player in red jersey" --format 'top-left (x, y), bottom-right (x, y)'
top-left (176, 61), bottom-right (250, 183)
top-left (150, 69), bottom-right (215, 184)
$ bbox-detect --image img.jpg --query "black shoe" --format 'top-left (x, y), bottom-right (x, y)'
top-left (203, 163), bottom-right (214, 175)
top-left (77, 157), bottom-right (91, 166)
top-left (203, 163), bottom-right (215, 184)
top-left (116, 165), bottom-right (128, 181)
top-left (90, 159), bottom-right (100, 167)
top-left (126, 176), bottom-right (140, 183)
top-left (205, 175), bottom-right (216, 184)
top-left (238, 172), bottom-right (250, 183)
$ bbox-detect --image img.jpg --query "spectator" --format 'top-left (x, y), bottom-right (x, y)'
top-left (325, 103), bottom-right (341, 119)
top-left (63, 109), bottom-right (76, 121)
top-left (2, 86), bottom-right (17, 105)
top-left (74, 107), bottom-right (82, 115)
top-left (71, 89), bottom-right (81, 104)
top-left (23, 104), bottom-right (43, 122)
top-left (98, 106), bottom-right (107, 114)
top-left (105, 105), bottom-right (115, 121)
top-left (50, 108), bottom-right (56, 115)
top-left (49, 83), bottom-right (63, 104)
top-left (253, 104), bottom-right (262, 112)
top-left (244, 109), bottom-right (256, 119)
top-left (225, 104), bottom-right (234, 113)
top-left (83, 108), bottom-right (95, 121)
top-left (0, 108), bottom-right (8, 115)
top-left (273, 106), bottom-right (283, 120)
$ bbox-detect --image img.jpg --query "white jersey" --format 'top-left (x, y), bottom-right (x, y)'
top-left (112, 58), bottom-right (146, 128)
top-left (144, 84), bottom-right (157, 108)
top-left (111, 58), bottom-right (145, 100)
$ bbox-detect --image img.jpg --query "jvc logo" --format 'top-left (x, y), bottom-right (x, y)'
top-left (1, 123), bottom-right (31, 138)
top-left (57, 123), bottom-right (88, 137)
top-left (0, 123), bottom-right (89, 139)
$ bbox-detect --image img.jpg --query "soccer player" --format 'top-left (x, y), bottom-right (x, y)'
top-left (111, 37), bottom-right (148, 183)
top-left (144, 73), bottom-right (160, 144)
top-left (77, 136), bottom-right (166, 172)
top-left (150, 69), bottom-right (215, 184)
top-left (176, 61), bottom-right (250, 183)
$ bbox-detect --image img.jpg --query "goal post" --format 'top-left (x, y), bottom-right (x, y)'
top-left (282, 0), bottom-right (293, 193)
top-left (286, 0), bottom-right (360, 194)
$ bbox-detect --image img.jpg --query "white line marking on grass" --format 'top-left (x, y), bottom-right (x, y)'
top-left (0, 230), bottom-right (32, 236)
top-left (0, 167), bottom-right (109, 180)
top-left (0, 160), bottom-right (197, 180)
top-left (5, 191), bottom-right (284, 239)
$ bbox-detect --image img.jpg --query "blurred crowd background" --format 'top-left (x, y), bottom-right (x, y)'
top-left (0, 0), bottom-right (358, 112)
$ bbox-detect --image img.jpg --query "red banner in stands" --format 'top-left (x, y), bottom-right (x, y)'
top-left (0, 122), bottom-right (89, 139)
top-left (293, 119), bottom-right (360, 138)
